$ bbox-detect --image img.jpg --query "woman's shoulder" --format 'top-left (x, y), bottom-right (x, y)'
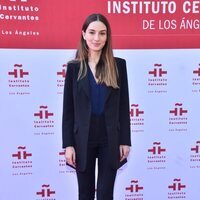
top-left (66, 60), bottom-right (80, 73)
top-left (67, 59), bottom-right (80, 67)
top-left (114, 57), bottom-right (126, 72)
top-left (114, 57), bottom-right (126, 65)
top-left (114, 57), bottom-right (125, 62)
top-left (65, 60), bottom-right (80, 78)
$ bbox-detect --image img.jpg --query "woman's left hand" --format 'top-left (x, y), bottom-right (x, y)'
top-left (120, 145), bottom-right (131, 161)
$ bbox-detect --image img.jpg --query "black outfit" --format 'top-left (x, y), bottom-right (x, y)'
top-left (77, 115), bottom-right (117, 200)
top-left (76, 66), bottom-right (117, 200)
top-left (62, 57), bottom-right (131, 200)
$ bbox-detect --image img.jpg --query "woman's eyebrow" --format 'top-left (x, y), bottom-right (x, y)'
top-left (88, 29), bottom-right (107, 32)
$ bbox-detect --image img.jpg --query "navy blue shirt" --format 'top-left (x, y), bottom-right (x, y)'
top-left (88, 66), bottom-right (106, 115)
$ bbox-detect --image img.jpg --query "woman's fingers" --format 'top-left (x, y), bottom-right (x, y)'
top-left (120, 145), bottom-right (130, 161)
top-left (72, 150), bottom-right (76, 167)
top-left (65, 146), bottom-right (76, 167)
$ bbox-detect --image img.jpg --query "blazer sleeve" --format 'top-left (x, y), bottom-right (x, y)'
top-left (62, 63), bottom-right (75, 148)
top-left (119, 59), bottom-right (131, 146)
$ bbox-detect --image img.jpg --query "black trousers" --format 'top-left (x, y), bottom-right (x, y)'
top-left (76, 114), bottom-right (117, 200)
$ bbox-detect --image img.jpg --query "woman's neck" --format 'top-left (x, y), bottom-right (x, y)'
top-left (88, 51), bottom-right (101, 67)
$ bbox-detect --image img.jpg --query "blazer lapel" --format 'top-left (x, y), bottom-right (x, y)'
top-left (77, 67), bottom-right (115, 103)
top-left (78, 71), bottom-right (90, 100)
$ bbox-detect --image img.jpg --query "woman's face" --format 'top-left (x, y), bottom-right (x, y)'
top-left (82, 21), bottom-right (107, 53)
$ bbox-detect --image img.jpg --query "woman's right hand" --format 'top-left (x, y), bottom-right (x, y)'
top-left (64, 146), bottom-right (76, 168)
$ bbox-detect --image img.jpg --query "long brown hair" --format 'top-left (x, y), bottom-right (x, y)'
top-left (75, 13), bottom-right (118, 88)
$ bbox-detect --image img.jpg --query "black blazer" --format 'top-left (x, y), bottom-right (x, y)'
top-left (62, 57), bottom-right (131, 171)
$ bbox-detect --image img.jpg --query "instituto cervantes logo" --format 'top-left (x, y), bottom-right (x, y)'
top-left (148, 63), bottom-right (168, 94)
top-left (57, 64), bottom-right (67, 78)
top-left (169, 103), bottom-right (188, 132)
top-left (8, 64), bottom-right (30, 86)
top-left (147, 142), bottom-right (166, 170)
top-left (8, 64), bottom-right (30, 95)
top-left (12, 146), bottom-right (32, 159)
top-left (12, 146), bottom-right (33, 175)
top-left (193, 65), bottom-right (200, 76)
top-left (169, 103), bottom-right (187, 116)
top-left (33, 105), bottom-right (54, 129)
top-left (36, 184), bottom-right (56, 199)
top-left (192, 64), bottom-right (200, 93)
top-left (126, 180), bottom-right (144, 193)
top-left (125, 179), bottom-right (144, 199)
top-left (168, 178), bottom-right (186, 199)
top-left (148, 142), bottom-right (166, 155)
top-left (191, 141), bottom-right (200, 154)
top-left (34, 106), bottom-right (54, 119)
top-left (130, 104), bottom-right (144, 134)
top-left (168, 179), bottom-right (186, 191)
top-left (190, 141), bottom-right (200, 168)
top-left (130, 104), bottom-right (144, 118)
top-left (33, 105), bottom-right (55, 135)
top-left (8, 64), bottom-right (29, 78)
top-left (149, 64), bottom-right (167, 77)
top-left (57, 64), bottom-right (67, 94)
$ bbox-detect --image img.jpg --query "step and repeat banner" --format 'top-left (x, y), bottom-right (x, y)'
top-left (0, 0), bottom-right (200, 200)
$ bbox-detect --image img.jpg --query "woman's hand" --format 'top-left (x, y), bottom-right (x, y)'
top-left (64, 146), bottom-right (76, 168)
top-left (120, 145), bottom-right (130, 162)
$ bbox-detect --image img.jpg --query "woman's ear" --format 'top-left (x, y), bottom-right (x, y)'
top-left (82, 31), bottom-right (86, 40)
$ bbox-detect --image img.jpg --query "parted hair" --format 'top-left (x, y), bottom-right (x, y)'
top-left (75, 13), bottom-right (118, 88)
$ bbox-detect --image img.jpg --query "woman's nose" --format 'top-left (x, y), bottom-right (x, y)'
top-left (94, 33), bottom-right (100, 40)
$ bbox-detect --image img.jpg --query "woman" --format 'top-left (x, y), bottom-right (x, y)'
top-left (62, 13), bottom-right (131, 200)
